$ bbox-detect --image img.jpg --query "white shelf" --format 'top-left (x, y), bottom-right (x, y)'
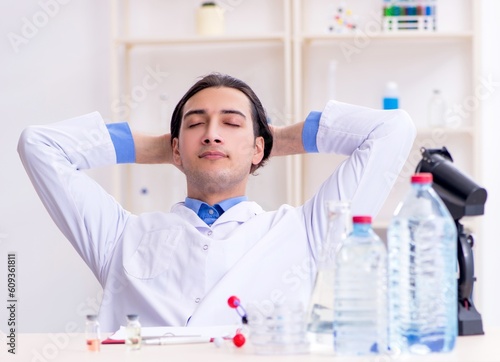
top-left (115, 33), bottom-right (287, 47)
top-left (301, 31), bottom-right (474, 43)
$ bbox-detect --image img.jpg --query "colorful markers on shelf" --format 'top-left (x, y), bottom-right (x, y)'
top-left (383, 1), bottom-right (436, 17)
top-left (382, 0), bottom-right (437, 31)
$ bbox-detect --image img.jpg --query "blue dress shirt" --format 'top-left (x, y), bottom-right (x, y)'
top-left (184, 196), bottom-right (248, 225)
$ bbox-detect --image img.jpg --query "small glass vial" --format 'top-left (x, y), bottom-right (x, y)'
top-left (85, 314), bottom-right (101, 352)
top-left (126, 314), bottom-right (142, 351)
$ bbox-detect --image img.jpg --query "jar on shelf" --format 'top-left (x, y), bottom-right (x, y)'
top-left (196, 2), bottom-right (225, 36)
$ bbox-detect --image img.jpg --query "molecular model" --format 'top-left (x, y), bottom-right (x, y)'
top-left (327, 2), bottom-right (358, 33)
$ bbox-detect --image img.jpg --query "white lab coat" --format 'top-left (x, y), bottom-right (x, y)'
top-left (18, 100), bottom-right (416, 332)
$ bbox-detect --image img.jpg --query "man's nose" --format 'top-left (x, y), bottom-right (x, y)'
top-left (202, 122), bottom-right (223, 144)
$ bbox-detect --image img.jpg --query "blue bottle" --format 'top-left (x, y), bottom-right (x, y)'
top-left (387, 173), bottom-right (457, 354)
top-left (383, 82), bottom-right (399, 109)
top-left (333, 216), bottom-right (387, 356)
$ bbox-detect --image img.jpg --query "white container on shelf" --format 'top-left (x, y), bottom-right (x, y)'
top-left (427, 89), bottom-right (447, 128)
top-left (196, 2), bottom-right (225, 36)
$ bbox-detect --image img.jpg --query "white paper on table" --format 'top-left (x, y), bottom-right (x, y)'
top-left (107, 324), bottom-right (240, 340)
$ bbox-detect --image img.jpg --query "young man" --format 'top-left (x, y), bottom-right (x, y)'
top-left (18, 73), bottom-right (416, 332)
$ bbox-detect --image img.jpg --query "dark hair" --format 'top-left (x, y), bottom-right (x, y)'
top-left (170, 73), bottom-right (273, 174)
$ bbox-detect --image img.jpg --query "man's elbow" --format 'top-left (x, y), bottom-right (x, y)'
top-left (17, 125), bottom-right (45, 161)
top-left (388, 109), bottom-right (417, 144)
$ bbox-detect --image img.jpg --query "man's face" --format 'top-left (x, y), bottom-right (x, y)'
top-left (172, 86), bottom-right (265, 199)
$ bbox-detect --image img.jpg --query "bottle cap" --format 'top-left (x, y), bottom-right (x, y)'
top-left (411, 173), bottom-right (433, 184)
top-left (127, 314), bottom-right (139, 321)
top-left (352, 215), bottom-right (372, 224)
top-left (384, 81), bottom-right (398, 97)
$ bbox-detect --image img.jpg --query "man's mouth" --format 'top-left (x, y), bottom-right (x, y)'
top-left (199, 151), bottom-right (227, 160)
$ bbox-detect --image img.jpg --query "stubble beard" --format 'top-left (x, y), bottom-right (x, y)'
top-left (184, 166), bottom-right (249, 196)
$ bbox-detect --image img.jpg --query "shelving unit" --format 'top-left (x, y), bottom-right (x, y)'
top-left (301, 31), bottom-right (474, 41)
top-left (115, 34), bottom-right (287, 46)
top-left (293, 0), bottom-right (480, 227)
top-left (110, 0), bottom-right (481, 228)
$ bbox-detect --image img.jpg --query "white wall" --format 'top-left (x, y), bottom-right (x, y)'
top-left (0, 0), bottom-right (111, 333)
top-left (0, 0), bottom-right (499, 334)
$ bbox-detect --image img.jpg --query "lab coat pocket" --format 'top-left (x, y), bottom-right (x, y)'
top-left (124, 228), bottom-right (182, 279)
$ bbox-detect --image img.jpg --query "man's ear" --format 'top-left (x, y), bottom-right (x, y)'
top-left (252, 136), bottom-right (265, 165)
top-left (172, 137), bottom-right (182, 166)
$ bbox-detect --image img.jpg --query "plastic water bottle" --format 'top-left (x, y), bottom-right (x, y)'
top-left (427, 89), bottom-right (447, 127)
top-left (387, 173), bottom-right (457, 355)
top-left (306, 201), bottom-right (351, 350)
top-left (333, 216), bottom-right (388, 356)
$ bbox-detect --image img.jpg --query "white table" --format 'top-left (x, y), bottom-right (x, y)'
top-left (4, 331), bottom-right (500, 362)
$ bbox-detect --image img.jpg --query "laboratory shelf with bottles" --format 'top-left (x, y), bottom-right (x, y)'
top-left (293, 0), bottom-right (480, 228)
top-left (110, 0), bottom-right (480, 230)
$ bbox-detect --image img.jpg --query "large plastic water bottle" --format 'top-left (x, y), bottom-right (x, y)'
top-left (333, 215), bottom-right (388, 356)
top-left (306, 201), bottom-right (351, 350)
top-left (387, 173), bottom-right (457, 355)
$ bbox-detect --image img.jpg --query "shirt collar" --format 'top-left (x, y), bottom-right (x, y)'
top-left (184, 196), bottom-right (248, 225)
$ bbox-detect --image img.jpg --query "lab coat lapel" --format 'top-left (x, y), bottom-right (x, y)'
top-left (187, 206), bottom-right (313, 326)
top-left (171, 201), bottom-right (264, 226)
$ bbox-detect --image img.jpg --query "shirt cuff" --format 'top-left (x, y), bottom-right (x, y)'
top-left (106, 123), bottom-right (136, 163)
top-left (302, 111), bottom-right (321, 153)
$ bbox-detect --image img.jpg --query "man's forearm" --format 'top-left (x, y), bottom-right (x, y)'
top-left (270, 122), bottom-right (306, 157)
top-left (133, 132), bottom-right (173, 164)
